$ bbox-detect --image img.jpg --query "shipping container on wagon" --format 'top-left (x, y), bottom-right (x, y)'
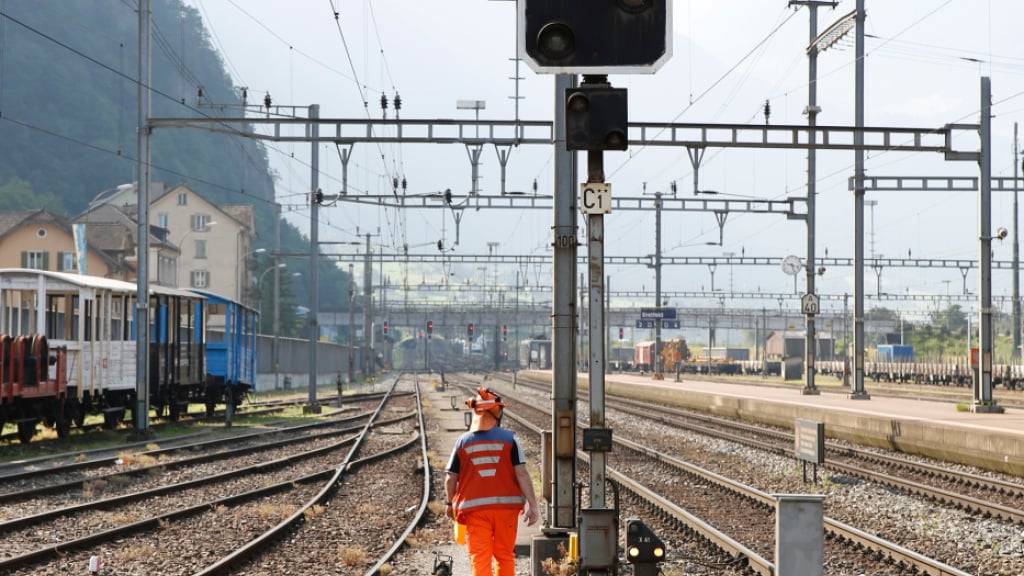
top-left (876, 344), bottom-right (913, 363)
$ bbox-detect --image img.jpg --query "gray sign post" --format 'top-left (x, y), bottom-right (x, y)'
top-left (794, 419), bottom-right (825, 483)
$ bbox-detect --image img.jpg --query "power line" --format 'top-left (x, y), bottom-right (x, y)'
top-left (609, 6), bottom-right (800, 178)
top-left (220, 0), bottom-right (382, 94)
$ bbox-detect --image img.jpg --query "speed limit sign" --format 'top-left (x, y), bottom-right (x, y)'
top-left (580, 183), bottom-right (612, 215)
top-left (801, 293), bottom-right (820, 316)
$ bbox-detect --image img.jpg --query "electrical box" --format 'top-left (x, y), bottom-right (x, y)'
top-left (579, 508), bottom-right (618, 570)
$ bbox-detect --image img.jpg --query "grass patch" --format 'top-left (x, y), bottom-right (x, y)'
top-left (339, 546), bottom-right (367, 566)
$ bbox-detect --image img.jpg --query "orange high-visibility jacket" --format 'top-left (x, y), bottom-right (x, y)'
top-left (447, 427), bottom-right (525, 523)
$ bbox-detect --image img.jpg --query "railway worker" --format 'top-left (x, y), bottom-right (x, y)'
top-left (445, 386), bottom-right (539, 575)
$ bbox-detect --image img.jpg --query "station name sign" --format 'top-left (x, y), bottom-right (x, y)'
top-left (640, 308), bottom-right (676, 320)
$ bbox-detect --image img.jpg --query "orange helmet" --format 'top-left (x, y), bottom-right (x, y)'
top-left (466, 386), bottom-right (505, 431)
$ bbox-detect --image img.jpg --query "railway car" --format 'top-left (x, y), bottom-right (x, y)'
top-left (634, 341), bottom-right (655, 372)
top-left (0, 335), bottom-right (70, 442)
top-left (518, 338), bottom-right (552, 370)
top-left (0, 269), bottom-right (207, 440)
top-left (192, 290), bottom-right (257, 415)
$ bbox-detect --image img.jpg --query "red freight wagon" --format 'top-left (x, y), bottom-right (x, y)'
top-left (634, 341), bottom-right (655, 372)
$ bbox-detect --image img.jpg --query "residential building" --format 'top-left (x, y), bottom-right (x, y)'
top-left (88, 182), bottom-right (257, 302)
top-left (0, 210), bottom-right (130, 278)
top-left (73, 203), bottom-right (180, 286)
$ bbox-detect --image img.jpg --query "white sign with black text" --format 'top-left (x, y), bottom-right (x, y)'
top-left (580, 182), bottom-right (612, 215)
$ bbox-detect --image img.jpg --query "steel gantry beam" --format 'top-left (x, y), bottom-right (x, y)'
top-left (284, 251), bottom-right (1017, 270)
top-left (381, 284), bottom-right (1005, 304)
top-left (332, 193), bottom-right (807, 217)
top-left (848, 176), bottom-right (1024, 192)
top-left (378, 302), bottom-right (901, 332)
top-left (147, 115), bottom-right (977, 155)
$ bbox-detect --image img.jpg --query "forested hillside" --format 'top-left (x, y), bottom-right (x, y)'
top-left (0, 0), bottom-right (352, 336)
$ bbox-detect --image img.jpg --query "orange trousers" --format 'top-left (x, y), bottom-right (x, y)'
top-left (464, 508), bottom-right (519, 576)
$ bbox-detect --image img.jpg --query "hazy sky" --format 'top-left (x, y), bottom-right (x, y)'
top-left (185, 0), bottom-right (1024, 315)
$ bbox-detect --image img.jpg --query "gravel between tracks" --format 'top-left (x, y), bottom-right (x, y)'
top-left (233, 438), bottom-right (422, 575)
top-left (1, 391), bottom-right (418, 573)
top-left (0, 399), bottom-right (388, 500)
top-left (495, 378), bottom-right (1024, 575)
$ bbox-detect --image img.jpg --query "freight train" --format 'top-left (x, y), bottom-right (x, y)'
top-left (0, 269), bottom-right (258, 442)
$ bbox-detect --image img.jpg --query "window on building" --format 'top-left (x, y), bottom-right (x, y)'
top-left (157, 212), bottom-right (169, 230)
top-left (23, 251), bottom-right (47, 270)
top-left (190, 269), bottom-right (209, 288)
top-left (58, 252), bottom-right (76, 272)
top-left (177, 192), bottom-right (188, 206)
top-left (195, 239), bottom-right (207, 259)
top-left (190, 214), bottom-right (211, 232)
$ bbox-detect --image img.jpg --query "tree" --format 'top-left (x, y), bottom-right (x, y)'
top-left (929, 305), bottom-right (968, 334)
top-left (0, 178), bottom-right (65, 213)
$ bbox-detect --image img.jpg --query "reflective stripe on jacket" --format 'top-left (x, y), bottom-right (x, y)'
top-left (449, 427), bottom-right (524, 522)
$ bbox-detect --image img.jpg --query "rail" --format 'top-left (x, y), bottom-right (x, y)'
top-left (364, 374), bottom-right (432, 575)
top-left (193, 374), bottom-right (406, 575)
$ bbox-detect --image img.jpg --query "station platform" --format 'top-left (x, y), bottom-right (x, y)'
top-left (414, 380), bottom-right (536, 574)
top-left (521, 370), bottom-right (1024, 476)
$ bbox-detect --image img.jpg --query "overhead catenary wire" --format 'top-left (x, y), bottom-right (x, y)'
top-left (609, 5), bottom-right (801, 178)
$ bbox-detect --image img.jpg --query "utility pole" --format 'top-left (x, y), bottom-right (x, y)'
top-left (974, 77), bottom-right (1002, 413)
top-left (790, 0), bottom-right (835, 395)
top-left (761, 307), bottom-right (768, 378)
top-left (348, 263), bottom-right (356, 384)
top-left (363, 232), bottom-right (374, 378)
top-left (851, 0), bottom-right (870, 400)
top-left (606, 274), bottom-right (611, 373)
top-left (134, 0), bottom-right (152, 435)
top-left (579, 272), bottom-right (587, 372)
top-left (550, 73), bottom-right (578, 531)
top-left (654, 190), bottom-right (663, 376)
top-left (514, 269), bottom-right (520, 369)
top-left (1013, 122), bottom-right (1021, 360)
top-left (273, 203), bottom-right (281, 390)
top-left (843, 293), bottom-right (850, 387)
top-left (305, 104), bottom-right (322, 414)
top-left (583, 75), bottom-right (609, 512)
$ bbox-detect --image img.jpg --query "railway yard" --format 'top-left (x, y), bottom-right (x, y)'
top-left (1, 369), bottom-right (1020, 574)
top-left (8, 0), bottom-right (1024, 574)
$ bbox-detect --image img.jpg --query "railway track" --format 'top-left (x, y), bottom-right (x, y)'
top-left (0, 375), bottom-right (416, 575)
top-left (0, 404), bottom-right (383, 489)
top-left (508, 373), bottom-right (1024, 525)
top-left (453, 375), bottom-right (971, 576)
top-left (0, 389), bottom-right (401, 444)
top-left (197, 373), bottom-right (428, 575)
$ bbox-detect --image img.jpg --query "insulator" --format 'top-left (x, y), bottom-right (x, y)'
top-left (197, 86), bottom-right (204, 99)
top-left (670, 181), bottom-right (677, 194)
top-left (392, 177), bottom-right (399, 190)
top-left (401, 177), bottom-right (407, 191)
top-left (264, 93), bottom-right (272, 109)
top-left (763, 99), bottom-right (771, 124)
top-left (241, 87), bottom-right (248, 101)
top-left (381, 94), bottom-right (388, 110)
top-left (394, 93), bottom-right (402, 110)
top-left (444, 188), bottom-right (453, 205)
